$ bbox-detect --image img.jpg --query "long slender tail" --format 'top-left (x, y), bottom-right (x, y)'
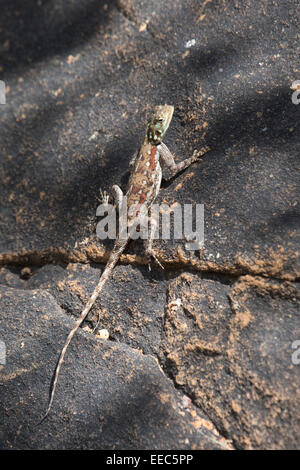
top-left (42, 238), bottom-right (128, 420)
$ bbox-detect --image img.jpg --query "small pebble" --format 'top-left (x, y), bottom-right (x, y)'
top-left (97, 329), bottom-right (109, 340)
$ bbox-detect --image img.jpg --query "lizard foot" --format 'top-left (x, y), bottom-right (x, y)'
top-left (98, 188), bottom-right (110, 205)
top-left (146, 248), bottom-right (164, 270)
top-left (192, 145), bottom-right (211, 161)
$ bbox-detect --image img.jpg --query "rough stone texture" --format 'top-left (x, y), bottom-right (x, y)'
top-left (0, 284), bottom-right (228, 450)
top-left (1, 0), bottom-right (299, 278)
top-left (163, 274), bottom-right (300, 449)
top-left (0, 0), bottom-right (299, 450)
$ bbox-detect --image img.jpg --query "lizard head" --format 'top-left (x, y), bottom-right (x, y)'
top-left (146, 104), bottom-right (174, 145)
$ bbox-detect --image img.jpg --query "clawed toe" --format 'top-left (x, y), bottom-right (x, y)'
top-left (99, 188), bottom-right (110, 205)
top-left (192, 145), bottom-right (211, 161)
top-left (146, 250), bottom-right (164, 270)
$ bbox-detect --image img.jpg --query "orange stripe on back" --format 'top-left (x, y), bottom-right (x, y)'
top-left (150, 146), bottom-right (157, 170)
top-left (139, 193), bottom-right (146, 204)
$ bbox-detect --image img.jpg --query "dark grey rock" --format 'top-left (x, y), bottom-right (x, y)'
top-left (0, 0), bottom-right (299, 278)
top-left (162, 274), bottom-right (300, 449)
top-left (0, 285), bottom-right (228, 449)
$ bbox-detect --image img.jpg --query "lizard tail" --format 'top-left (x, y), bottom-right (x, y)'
top-left (41, 238), bottom-right (128, 421)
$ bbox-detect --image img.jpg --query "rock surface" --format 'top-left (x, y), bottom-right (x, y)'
top-left (0, 283), bottom-right (228, 450)
top-left (0, 0), bottom-right (299, 449)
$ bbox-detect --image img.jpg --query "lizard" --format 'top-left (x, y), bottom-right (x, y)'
top-left (43, 104), bottom-right (210, 419)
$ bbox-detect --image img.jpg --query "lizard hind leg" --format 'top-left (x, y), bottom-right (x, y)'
top-left (98, 188), bottom-right (110, 204)
top-left (144, 214), bottom-right (164, 271)
top-left (93, 185), bottom-right (125, 334)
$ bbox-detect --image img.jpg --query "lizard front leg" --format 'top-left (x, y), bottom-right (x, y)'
top-left (129, 150), bottom-right (139, 170)
top-left (158, 142), bottom-right (210, 179)
top-left (94, 184), bottom-right (125, 332)
top-left (111, 184), bottom-right (124, 210)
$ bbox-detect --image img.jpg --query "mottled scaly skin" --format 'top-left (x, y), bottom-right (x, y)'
top-left (127, 142), bottom-right (161, 213)
top-left (127, 104), bottom-right (174, 217)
